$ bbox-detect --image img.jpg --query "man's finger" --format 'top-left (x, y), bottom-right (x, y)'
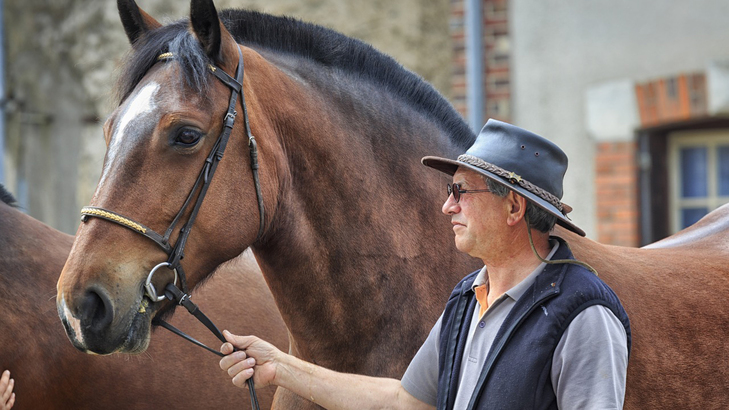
top-left (222, 330), bottom-right (256, 350)
top-left (220, 342), bottom-right (234, 355)
top-left (220, 350), bottom-right (248, 371)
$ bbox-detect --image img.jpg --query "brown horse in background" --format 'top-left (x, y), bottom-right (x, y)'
top-left (559, 204), bottom-right (729, 409)
top-left (56, 1), bottom-right (728, 409)
top-left (0, 185), bottom-right (288, 409)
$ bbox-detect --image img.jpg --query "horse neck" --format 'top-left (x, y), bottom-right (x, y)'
top-left (0, 202), bottom-right (76, 390)
top-left (0, 202), bottom-right (72, 292)
top-left (248, 52), bottom-right (480, 374)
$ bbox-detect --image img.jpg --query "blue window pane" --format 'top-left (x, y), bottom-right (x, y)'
top-left (718, 146), bottom-right (729, 196)
top-left (681, 147), bottom-right (707, 198)
top-left (682, 207), bottom-right (708, 229)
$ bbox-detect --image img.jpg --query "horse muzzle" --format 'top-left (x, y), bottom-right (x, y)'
top-left (57, 286), bottom-right (153, 355)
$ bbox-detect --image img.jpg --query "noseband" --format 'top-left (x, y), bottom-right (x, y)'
top-left (79, 46), bottom-right (263, 408)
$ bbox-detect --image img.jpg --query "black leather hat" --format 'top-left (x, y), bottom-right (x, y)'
top-left (422, 119), bottom-right (585, 236)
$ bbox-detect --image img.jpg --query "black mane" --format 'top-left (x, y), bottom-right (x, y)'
top-left (0, 184), bottom-right (17, 206)
top-left (115, 9), bottom-right (474, 148)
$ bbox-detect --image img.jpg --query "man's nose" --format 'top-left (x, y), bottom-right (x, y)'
top-left (442, 194), bottom-right (459, 215)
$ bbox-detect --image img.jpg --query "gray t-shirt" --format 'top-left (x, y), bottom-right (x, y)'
top-left (401, 242), bottom-right (628, 409)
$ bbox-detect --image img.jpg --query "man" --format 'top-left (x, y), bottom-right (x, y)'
top-left (220, 119), bottom-right (631, 409)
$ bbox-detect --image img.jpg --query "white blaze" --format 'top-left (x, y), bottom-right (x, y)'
top-left (98, 82), bottom-right (161, 186)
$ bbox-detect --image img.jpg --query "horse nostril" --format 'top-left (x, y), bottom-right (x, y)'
top-left (81, 288), bottom-right (114, 333)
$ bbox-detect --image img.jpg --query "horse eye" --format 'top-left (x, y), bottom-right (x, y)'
top-left (175, 128), bottom-right (203, 146)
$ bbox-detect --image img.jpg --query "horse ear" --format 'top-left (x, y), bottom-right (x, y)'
top-left (190, 0), bottom-right (223, 61)
top-left (117, 0), bottom-right (162, 45)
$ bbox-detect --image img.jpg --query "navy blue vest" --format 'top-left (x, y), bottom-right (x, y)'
top-left (436, 238), bottom-right (631, 410)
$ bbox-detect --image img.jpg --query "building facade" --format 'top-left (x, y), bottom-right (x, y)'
top-left (6, 0), bottom-right (729, 245)
top-left (449, 0), bottom-right (729, 245)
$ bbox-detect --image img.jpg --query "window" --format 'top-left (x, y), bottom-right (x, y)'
top-left (669, 130), bottom-right (729, 232)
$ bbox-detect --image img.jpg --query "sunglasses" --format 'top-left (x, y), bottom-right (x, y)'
top-left (447, 183), bottom-right (492, 203)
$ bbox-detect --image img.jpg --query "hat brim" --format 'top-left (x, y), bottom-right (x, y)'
top-left (422, 156), bottom-right (586, 237)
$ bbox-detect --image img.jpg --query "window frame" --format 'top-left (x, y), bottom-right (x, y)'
top-left (668, 129), bottom-right (729, 233)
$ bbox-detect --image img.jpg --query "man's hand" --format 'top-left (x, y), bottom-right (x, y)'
top-left (219, 330), bottom-right (280, 388)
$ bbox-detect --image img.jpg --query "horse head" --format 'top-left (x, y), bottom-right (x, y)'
top-left (58, 0), bottom-right (476, 382)
top-left (56, 0), bottom-right (282, 354)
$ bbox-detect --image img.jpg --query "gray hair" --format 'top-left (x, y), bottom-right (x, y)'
top-left (484, 177), bottom-right (557, 233)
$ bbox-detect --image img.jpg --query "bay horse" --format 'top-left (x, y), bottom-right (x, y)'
top-left (56, 0), bottom-right (729, 409)
top-left (0, 185), bottom-right (288, 409)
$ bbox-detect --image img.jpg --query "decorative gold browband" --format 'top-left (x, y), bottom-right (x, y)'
top-left (80, 207), bottom-right (147, 234)
top-left (457, 154), bottom-right (567, 214)
top-left (157, 52), bottom-right (217, 72)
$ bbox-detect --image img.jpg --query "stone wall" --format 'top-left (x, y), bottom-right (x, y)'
top-left (3, 0), bottom-right (453, 233)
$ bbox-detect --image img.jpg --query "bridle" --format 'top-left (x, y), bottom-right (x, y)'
top-left (82, 46), bottom-right (264, 295)
top-left (79, 46), bottom-right (263, 409)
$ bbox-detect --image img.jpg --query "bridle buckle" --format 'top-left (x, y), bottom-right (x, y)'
top-left (224, 111), bottom-right (237, 128)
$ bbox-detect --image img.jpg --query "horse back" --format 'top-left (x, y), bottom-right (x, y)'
top-left (555, 207), bottom-right (729, 409)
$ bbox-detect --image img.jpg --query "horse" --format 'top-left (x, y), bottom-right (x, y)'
top-left (557, 208), bottom-right (729, 409)
top-left (55, 1), bottom-right (729, 409)
top-left (0, 185), bottom-right (289, 409)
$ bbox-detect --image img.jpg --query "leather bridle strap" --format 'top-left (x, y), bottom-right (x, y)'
top-left (152, 283), bottom-right (261, 410)
top-left (152, 283), bottom-right (229, 357)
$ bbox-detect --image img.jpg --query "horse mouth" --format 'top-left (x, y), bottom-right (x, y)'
top-left (119, 303), bottom-right (154, 354)
top-left (108, 293), bottom-right (166, 354)
top-left (57, 294), bottom-right (156, 355)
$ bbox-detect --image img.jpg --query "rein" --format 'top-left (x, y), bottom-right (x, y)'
top-left (80, 46), bottom-right (263, 409)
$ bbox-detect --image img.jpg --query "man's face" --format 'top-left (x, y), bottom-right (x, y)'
top-left (442, 168), bottom-right (508, 260)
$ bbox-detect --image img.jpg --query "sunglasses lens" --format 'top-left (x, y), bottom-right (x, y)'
top-left (447, 183), bottom-right (463, 202)
top-left (451, 183), bottom-right (460, 203)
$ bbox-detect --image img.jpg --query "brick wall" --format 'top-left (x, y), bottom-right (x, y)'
top-left (483, 0), bottom-right (510, 121)
top-left (595, 141), bottom-right (640, 246)
top-left (450, 0), bottom-right (511, 123)
top-left (450, 0), bottom-right (467, 115)
top-left (635, 73), bottom-right (707, 128)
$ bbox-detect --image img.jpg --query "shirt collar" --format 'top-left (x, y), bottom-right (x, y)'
top-left (471, 239), bottom-right (560, 302)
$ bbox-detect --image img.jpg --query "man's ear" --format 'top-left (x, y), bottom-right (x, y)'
top-left (505, 192), bottom-right (527, 227)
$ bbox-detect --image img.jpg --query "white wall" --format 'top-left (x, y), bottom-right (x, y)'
top-left (510, 0), bottom-right (729, 237)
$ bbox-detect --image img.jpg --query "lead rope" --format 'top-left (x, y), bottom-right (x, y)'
top-left (153, 283), bottom-right (261, 410)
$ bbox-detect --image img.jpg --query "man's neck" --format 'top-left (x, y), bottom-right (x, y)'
top-left (483, 231), bottom-right (552, 306)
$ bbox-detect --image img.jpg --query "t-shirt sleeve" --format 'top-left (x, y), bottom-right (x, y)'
top-left (401, 314), bottom-right (443, 406)
top-left (551, 304), bottom-right (629, 410)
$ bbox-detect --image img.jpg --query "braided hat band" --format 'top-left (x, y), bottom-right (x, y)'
top-left (457, 154), bottom-right (572, 215)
